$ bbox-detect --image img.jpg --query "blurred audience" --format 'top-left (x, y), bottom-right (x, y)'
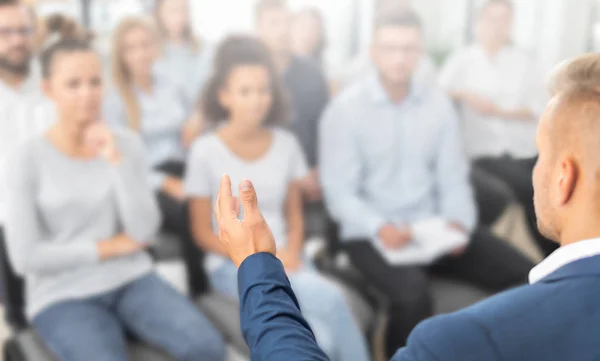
top-left (332, 0), bottom-right (437, 92)
top-left (255, 0), bottom-right (328, 214)
top-left (438, 0), bottom-right (553, 256)
top-left (185, 35), bottom-right (370, 361)
top-left (104, 16), bottom-right (199, 236)
top-left (0, 0), bottom-right (55, 328)
top-left (4, 27), bottom-right (225, 361)
top-left (290, 7), bottom-right (326, 68)
top-left (320, 11), bottom-right (534, 357)
top-left (153, 0), bottom-right (214, 111)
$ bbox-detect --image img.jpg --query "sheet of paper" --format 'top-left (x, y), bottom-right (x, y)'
top-left (373, 218), bottom-right (469, 266)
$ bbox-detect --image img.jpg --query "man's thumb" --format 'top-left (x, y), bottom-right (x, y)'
top-left (240, 179), bottom-right (259, 213)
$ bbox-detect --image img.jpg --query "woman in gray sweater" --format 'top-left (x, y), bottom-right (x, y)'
top-left (3, 31), bottom-right (225, 361)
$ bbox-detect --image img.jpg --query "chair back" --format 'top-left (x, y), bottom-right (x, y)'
top-left (0, 232), bottom-right (28, 330)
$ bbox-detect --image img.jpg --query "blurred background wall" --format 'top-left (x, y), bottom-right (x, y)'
top-left (23, 0), bottom-right (599, 80)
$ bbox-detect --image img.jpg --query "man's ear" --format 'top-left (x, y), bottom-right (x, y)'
top-left (556, 156), bottom-right (578, 206)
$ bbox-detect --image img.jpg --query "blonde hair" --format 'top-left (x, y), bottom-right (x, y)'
top-left (548, 53), bottom-right (600, 96)
top-left (110, 16), bottom-right (159, 130)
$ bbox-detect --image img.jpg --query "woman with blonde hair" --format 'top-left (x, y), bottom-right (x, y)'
top-left (154, 0), bottom-right (214, 107)
top-left (103, 17), bottom-right (203, 291)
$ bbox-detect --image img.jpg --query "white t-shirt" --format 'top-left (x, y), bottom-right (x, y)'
top-left (0, 71), bottom-right (55, 224)
top-left (438, 45), bottom-right (547, 159)
top-left (184, 127), bottom-right (309, 272)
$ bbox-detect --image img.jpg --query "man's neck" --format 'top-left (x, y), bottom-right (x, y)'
top-left (380, 76), bottom-right (410, 104)
top-left (480, 41), bottom-right (505, 58)
top-left (0, 68), bottom-right (27, 90)
top-left (558, 211), bottom-right (600, 248)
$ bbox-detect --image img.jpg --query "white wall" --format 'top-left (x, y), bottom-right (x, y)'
top-left (88, 0), bottom-right (594, 75)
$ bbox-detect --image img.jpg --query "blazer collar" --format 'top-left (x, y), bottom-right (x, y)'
top-left (538, 254), bottom-right (600, 284)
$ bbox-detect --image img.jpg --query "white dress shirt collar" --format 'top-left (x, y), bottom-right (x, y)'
top-left (529, 238), bottom-right (600, 284)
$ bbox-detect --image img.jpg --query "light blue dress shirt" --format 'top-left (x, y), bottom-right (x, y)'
top-left (154, 42), bottom-right (214, 110)
top-left (319, 74), bottom-right (476, 242)
top-left (103, 79), bottom-right (188, 190)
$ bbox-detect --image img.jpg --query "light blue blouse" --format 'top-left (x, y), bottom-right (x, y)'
top-left (154, 41), bottom-right (215, 110)
top-left (103, 79), bottom-right (188, 190)
top-left (320, 74), bottom-right (476, 241)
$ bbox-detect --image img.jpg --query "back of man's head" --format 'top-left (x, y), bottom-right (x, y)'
top-left (533, 54), bottom-right (600, 244)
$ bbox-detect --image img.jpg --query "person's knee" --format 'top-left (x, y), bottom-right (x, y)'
top-left (177, 326), bottom-right (226, 361)
top-left (388, 275), bottom-right (431, 313)
top-left (308, 318), bottom-right (336, 359)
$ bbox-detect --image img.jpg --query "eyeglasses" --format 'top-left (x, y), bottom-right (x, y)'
top-left (376, 44), bottom-right (422, 56)
top-left (0, 27), bottom-right (34, 39)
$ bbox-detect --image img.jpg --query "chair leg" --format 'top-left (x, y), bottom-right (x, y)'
top-left (4, 339), bottom-right (25, 361)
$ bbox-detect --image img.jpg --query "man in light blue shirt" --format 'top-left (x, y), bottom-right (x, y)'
top-left (319, 10), bottom-right (534, 358)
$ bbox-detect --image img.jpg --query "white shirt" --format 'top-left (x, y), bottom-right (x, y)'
top-left (184, 128), bottom-right (309, 272)
top-left (438, 45), bottom-right (547, 159)
top-left (0, 70), bottom-right (55, 224)
top-left (529, 238), bottom-right (600, 284)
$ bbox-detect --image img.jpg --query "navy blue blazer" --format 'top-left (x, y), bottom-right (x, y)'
top-left (239, 252), bottom-right (600, 361)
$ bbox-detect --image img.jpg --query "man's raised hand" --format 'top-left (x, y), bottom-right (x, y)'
top-left (214, 175), bottom-right (277, 267)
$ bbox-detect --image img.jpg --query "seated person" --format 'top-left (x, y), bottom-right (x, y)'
top-left (256, 0), bottom-right (329, 235)
top-left (4, 33), bottom-right (225, 361)
top-left (438, 0), bottom-right (551, 255)
top-left (331, 0), bottom-right (437, 91)
top-left (216, 52), bottom-right (600, 361)
top-left (319, 11), bottom-right (534, 358)
top-left (153, 0), bottom-right (214, 109)
top-left (185, 35), bottom-right (370, 361)
top-left (103, 17), bottom-right (204, 291)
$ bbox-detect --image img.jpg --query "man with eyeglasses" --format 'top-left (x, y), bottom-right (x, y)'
top-left (319, 10), bottom-right (534, 358)
top-left (0, 0), bottom-right (54, 328)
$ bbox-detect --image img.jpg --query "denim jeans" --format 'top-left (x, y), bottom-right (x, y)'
top-left (211, 261), bottom-right (370, 361)
top-left (33, 273), bottom-right (226, 361)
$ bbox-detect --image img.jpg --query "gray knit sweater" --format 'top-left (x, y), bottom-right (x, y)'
top-left (4, 128), bottom-right (161, 319)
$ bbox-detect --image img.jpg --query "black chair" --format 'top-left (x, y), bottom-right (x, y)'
top-left (315, 218), bottom-right (491, 361)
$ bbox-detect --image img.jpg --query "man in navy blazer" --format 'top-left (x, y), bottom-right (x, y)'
top-left (213, 52), bottom-right (600, 361)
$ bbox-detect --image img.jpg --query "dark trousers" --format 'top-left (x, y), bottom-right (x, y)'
top-left (471, 167), bottom-right (515, 226)
top-left (155, 161), bottom-right (208, 296)
top-left (0, 226), bottom-right (26, 329)
top-left (475, 156), bottom-right (559, 257)
top-left (344, 227), bottom-right (533, 358)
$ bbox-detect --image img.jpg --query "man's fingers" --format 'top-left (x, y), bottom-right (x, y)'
top-left (239, 179), bottom-right (259, 215)
top-left (218, 174), bottom-right (235, 214)
top-left (218, 175), bottom-right (238, 228)
top-left (233, 196), bottom-right (240, 218)
top-left (214, 193), bottom-right (221, 221)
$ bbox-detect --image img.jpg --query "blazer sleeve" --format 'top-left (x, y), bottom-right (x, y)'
top-left (238, 253), bottom-right (330, 361)
top-left (392, 312), bottom-right (500, 361)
